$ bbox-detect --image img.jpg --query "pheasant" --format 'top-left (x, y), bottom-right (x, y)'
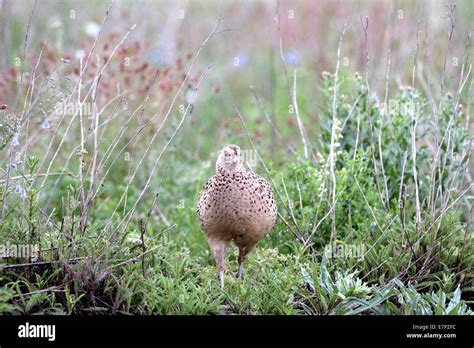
top-left (197, 144), bottom-right (277, 288)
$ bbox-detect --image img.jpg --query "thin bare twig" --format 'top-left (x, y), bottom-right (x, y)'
top-left (329, 18), bottom-right (350, 256)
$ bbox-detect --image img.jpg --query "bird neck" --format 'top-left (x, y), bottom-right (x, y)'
top-left (216, 162), bottom-right (245, 175)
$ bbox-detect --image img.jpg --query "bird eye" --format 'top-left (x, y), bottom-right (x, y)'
top-left (224, 152), bottom-right (231, 157)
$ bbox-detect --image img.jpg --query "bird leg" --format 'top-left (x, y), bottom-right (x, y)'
top-left (237, 247), bottom-right (247, 280)
top-left (209, 238), bottom-right (228, 289)
top-left (238, 263), bottom-right (244, 280)
top-left (237, 243), bottom-right (257, 280)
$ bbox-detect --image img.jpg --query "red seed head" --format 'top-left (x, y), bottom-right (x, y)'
top-left (176, 57), bottom-right (183, 70)
top-left (8, 67), bottom-right (17, 76)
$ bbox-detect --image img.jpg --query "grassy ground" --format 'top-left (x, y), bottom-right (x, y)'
top-left (0, 0), bottom-right (472, 315)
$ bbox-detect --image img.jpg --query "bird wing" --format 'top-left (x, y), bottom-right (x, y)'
top-left (196, 174), bottom-right (216, 220)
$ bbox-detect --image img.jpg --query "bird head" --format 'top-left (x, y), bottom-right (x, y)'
top-left (216, 144), bottom-right (245, 174)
